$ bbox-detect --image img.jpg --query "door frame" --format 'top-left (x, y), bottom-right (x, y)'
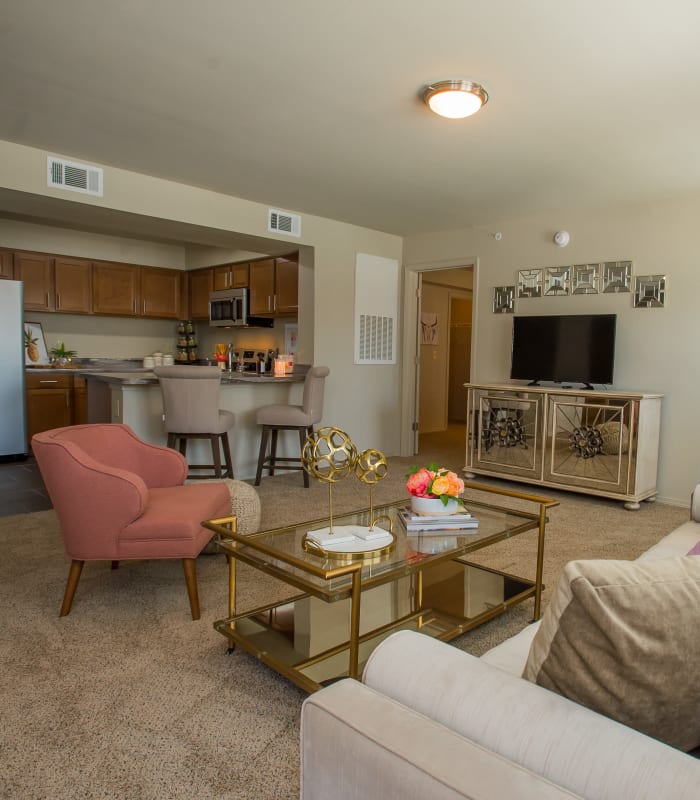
top-left (400, 257), bottom-right (479, 456)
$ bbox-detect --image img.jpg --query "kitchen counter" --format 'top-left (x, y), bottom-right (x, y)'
top-left (78, 370), bottom-right (304, 386)
top-left (81, 368), bottom-right (308, 480)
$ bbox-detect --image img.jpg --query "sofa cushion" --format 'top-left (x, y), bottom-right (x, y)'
top-left (523, 557), bottom-right (700, 751)
top-left (687, 541), bottom-right (700, 556)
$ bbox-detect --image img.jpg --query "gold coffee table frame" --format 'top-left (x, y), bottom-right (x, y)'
top-left (204, 482), bottom-right (558, 693)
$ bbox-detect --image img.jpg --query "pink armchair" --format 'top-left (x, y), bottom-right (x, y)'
top-left (32, 423), bottom-right (232, 619)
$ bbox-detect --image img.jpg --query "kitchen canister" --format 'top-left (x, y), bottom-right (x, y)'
top-left (162, 353), bottom-right (174, 366)
top-left (143, 356), bottom-right (155, 369)
top-left (153, 351), bottom-right (163, 366)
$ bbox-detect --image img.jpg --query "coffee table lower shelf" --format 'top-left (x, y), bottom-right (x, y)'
top-left (213, 562), bottom-right (536, 693)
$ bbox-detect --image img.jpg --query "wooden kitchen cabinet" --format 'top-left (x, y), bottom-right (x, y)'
top-left (214, 262), bottom-right (249, 291)
top-left (274, 255), bottom-right (299, 314)
top-left (0, 248), bottom-right (13, 279)
top-left (73, 376), bottom-right (87, 425)
top-left (249, 255), bottom-right (298, 316)
top-left (25, 373), bottom-right (74, 446)
top-left (93, 262), bottom-right (140, 316)
top-left (141, 267), bottom-right (183, 319)
top-left (55, 257), bottom-right (92, 314)
top-left (188, 267), bottom-right (214, 319)
top-left (249, 259), bottom-right (275, 314)
top-left (13, 252), bottom-right (54, 311)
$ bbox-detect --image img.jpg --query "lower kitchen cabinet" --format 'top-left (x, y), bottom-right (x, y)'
top-left (25, 372), bottom-right (88, 448)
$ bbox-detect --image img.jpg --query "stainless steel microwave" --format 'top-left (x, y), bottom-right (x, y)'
top-left (208, 288), bottom-right (273, 328)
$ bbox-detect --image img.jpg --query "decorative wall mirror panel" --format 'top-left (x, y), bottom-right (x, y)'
top-left (517, 269), bottom-right (542, 298)
top-left (602, 261), bottom-right (632, 293)
top-left (634, 275), bottom-right (666, 308)
top-left (493, 285), bottom-right (515, 313)
top-left (544, 267), bottom-right (570, 296)
top-left (572, 264), bottom-right (601, 294)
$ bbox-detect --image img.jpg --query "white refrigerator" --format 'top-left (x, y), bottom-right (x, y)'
top-left (0, 281), bottom-right (28, 458)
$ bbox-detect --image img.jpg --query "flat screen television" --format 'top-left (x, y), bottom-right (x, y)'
top-left (510, 314), bottom-right (616, 387)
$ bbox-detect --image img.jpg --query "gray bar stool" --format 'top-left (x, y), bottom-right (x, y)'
top-left (154, 365), bottom-right (235, 479)
top-left (254, 366), bottom-right (329, 487)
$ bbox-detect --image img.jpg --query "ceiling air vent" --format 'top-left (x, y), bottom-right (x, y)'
top-left (268, 208), bottom-right (301, 237)
top-left (47, 155), bottom-right (104, 197)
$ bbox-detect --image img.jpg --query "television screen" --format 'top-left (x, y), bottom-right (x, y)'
top-left (510, 314), bottom-right (616, 386)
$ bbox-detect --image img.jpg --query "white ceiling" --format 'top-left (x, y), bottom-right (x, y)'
top-left (3, 0), bottom-right (700, 239)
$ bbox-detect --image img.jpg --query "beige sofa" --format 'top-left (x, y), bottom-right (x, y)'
top-left (300, 489), bottom-right (700, 799)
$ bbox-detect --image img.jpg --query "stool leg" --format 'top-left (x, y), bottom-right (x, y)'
top-left (299, 426), bottom-right (310, 487)
top-left (167, 433), bottom-right (176, 449)
top-left (255, 426), bottom-right (271, 486)
top-left (221, 432), bottom-right (234, 479)
top-left (178, 436), bottom-right (188, 457)
top-left (210, 434), bottom-right (223, 478)
top-left (269, 429), bottom-right (279, 476)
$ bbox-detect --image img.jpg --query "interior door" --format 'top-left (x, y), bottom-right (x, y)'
top-left (412, 273), bottom-right (422, 453)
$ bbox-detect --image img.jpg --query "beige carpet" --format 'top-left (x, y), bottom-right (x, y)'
top-left (0, 433), bottom-right (691, 799)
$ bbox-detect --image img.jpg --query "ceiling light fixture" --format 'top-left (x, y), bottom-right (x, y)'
top-left (422, 80), bottom-right (489, 119)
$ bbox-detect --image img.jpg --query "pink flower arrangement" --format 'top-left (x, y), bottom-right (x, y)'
top-left (406, 463), bottom-right (465, 507)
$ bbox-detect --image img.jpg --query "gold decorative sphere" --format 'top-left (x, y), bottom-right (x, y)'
top-left (354, 448), bottom-right (388, 485)
top-left (302, 427), bottom-right (358, 484)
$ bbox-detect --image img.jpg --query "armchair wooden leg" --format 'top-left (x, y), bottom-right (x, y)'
top-left (60, 559), bottom-right (84, 617)
top-left (111, 560), bottom-right (119, 570)
top-left (182, 558), bottom-right (201, 620)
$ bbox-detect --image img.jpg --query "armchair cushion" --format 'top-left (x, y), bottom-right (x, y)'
top-left (523, 557), bottom-right (700, 751)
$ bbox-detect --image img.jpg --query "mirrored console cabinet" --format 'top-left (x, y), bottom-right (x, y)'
top-left (464, 383), bottom-right (662, 510)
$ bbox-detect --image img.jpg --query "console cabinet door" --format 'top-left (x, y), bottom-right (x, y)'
top-left (55, 257), bottom-right (92, 314)
top-left (14, 252), bottom-right (54, 311)
top-left (544, 394), bottom-right (633, 494)
top-left (469, 388), bottom-right (543, 480)
top-left (93, 263), bottom-right (140, 316)
top-left (141, 267), bottom-right (183, 319)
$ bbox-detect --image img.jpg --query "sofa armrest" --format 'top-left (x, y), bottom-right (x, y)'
top-left (692, 484), bottom-right (700, 522)
top-left (301, 679), bottom-right (581, 800)
top-left (362, 631), bottom-right (700, 800)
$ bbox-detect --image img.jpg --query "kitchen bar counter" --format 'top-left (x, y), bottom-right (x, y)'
top-left (81, 368), bottom-right (308, 480)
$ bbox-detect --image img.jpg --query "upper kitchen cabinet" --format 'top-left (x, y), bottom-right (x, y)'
top-left (54, 257), bottom-right (92, 314)
top-left (188, 267), bottom-right (214, 319)
top-left (93, 262), bottom-right (140, 316)
top-left (141, 267), bottom-right (184, 319)
top-left (13, 252), bottom-right (54, 311)
top-left (0, 248), bottom-right (13, 279)
top-left (214, 262), bottom-right (249, 290)
top-left (249, 254), bottom-right (299, 316)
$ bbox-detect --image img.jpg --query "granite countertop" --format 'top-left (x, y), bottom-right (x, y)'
top-left (77, 370), bottom-right (304, 385)
top-left (27, 359), bottom-right (306, 385)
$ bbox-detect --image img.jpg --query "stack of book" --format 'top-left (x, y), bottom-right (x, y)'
top-left (398, 505), bottom-right (479, 534)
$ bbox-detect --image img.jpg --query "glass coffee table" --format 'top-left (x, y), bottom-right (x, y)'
top-left (204, 482), bottom-right (558, 693)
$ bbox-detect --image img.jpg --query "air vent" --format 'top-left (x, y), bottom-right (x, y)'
top-left (354, 253), bottom-right (399, 365)
top-left (47, 156), bottom-right (103, 197)
top-left (268, 208), bottom-right (301, 237)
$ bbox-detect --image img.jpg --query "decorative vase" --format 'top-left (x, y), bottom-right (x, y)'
top-left (410, 496), bottom-right (460, 516)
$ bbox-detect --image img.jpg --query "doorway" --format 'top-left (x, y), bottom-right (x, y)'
top-left (415, 267), bottom-right (474, 457)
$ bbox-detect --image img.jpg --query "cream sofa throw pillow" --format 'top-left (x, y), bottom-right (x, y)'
top-left (523, 557), bottom-right (700, 752)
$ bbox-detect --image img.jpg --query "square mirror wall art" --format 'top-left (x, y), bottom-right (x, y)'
top-left (634, 275), bottom-right (666, 308)
top-left (544, 267), bottom-right (570, 296)
top-left (517, 269), bottom-right (542, 298)
top-left (602, 261), bottom-right (632, 293)
top-left (493, 285), bottom-right (515, 313)
top-left (572, 264), bottom-right (601, 294)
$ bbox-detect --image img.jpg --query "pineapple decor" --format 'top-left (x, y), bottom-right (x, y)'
top-left (24, 327), bottom-right (40, 363)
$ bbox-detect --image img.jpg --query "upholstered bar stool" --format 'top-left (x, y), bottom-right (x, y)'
top-left (154, 365), bottom-right (235, 479)
top-left (254, 366), bottom-right (329, 488)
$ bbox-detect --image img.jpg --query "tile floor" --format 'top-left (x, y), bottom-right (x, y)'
top-left (0, 457), bottom-right (52, 516)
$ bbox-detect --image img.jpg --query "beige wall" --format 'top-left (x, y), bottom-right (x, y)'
top-left (0, 139), bottom-right (403, 455)
top-left (404, 198), bottom-right (700, 505)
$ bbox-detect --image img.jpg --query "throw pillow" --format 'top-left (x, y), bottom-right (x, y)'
top-left (687, 541), bottom-right (700, 556)
top-left (523, 557), bottom-right (700, 751)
